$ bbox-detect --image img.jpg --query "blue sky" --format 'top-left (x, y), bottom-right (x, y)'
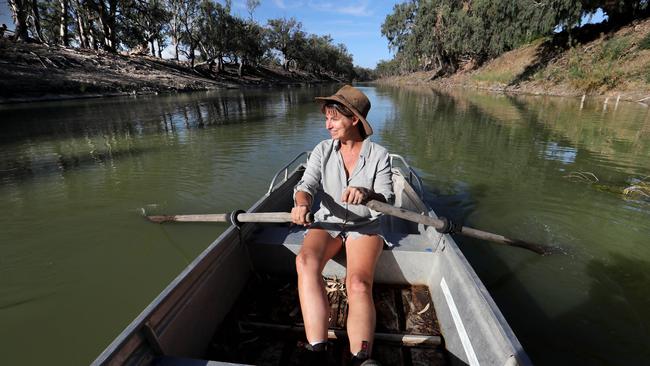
top-left (234, 0), bottom-right (399, 68)
top-left (0, 0), bottom-right (607, 69)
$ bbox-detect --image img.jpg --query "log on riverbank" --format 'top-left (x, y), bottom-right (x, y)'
top-left (0, 40), bottom-right (340, 103)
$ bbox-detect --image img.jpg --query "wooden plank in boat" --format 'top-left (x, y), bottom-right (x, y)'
top-left (327, 282), bottom-right (348, 329)
top-left (374, 287), bottom-right (400, 333)
top-left (401, 286), bottom-right (439, 336)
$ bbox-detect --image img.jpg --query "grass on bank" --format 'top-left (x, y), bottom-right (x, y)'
top-left (564, 36), bottom-right (631, 92)
top-left (466, 19), bottom-right (650, 94)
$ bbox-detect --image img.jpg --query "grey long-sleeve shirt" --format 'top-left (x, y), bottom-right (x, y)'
top-left (294, 138), bottom-right (394, 225)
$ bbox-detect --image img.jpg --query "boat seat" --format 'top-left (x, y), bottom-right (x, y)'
top-left (251, 225), bottom-right (438, 253)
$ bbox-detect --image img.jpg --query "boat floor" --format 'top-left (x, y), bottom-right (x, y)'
top-left (205, 274), bottom-right (448, 365)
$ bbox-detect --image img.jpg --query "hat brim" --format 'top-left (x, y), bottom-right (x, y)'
top-left (315, 96), bottom-right (373, 137)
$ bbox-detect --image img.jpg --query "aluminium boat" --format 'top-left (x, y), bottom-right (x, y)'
top-left (93, 152), bottom-right (532, 366)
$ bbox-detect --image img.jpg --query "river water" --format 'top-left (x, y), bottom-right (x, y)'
top-left (1, 85), bottom-right (649, 365)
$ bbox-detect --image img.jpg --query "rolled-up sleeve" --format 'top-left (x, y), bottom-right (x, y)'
top-left (293, 144), bottom-right (323, 202)
top-left (374, 151), bottom-right (394, 204)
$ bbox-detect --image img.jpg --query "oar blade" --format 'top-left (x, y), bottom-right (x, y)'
top-left (147, 215), bottom-right (175, 223)
top-left (506, 239), bottom-right (553, 256)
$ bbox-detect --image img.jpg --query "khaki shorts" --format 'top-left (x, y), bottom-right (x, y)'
top-left (305, 219), bottom-right (389, 246)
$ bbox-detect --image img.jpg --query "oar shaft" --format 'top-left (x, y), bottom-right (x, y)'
top-left (366, 200), bottom-right (549, 255)
top-left (147, 212), bottom-right (294, 223)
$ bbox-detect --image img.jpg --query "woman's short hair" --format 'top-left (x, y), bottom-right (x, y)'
top-left (323, 102), bottom-right (367, 139)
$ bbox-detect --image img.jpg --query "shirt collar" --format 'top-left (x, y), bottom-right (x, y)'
top-left (333, 138), bottom-right (370, 157)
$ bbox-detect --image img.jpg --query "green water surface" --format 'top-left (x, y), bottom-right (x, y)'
top-left (1, 85), bottom-right (649, 365)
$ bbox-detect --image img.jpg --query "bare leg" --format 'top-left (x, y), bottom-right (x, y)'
top-left (344, 234), bottom-right (383, 356)
top-left (296, 228), bottom-right (343, 343)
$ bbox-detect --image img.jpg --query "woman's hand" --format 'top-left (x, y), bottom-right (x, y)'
top-left (341, 186), bottom-right (372, 205)
top-left (291, 204), bottom-right (311, 226)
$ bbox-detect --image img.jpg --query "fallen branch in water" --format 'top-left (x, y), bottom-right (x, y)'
top-left (563, 171), bottom-right (599, 183)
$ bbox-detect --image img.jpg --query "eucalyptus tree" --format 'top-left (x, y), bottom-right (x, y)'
top-left (178, 0), bottom-right (201, 67)
top-left (36, 0), bottom-right (71, 45)
top-left (59, 0), bottom-right (69, 45)
top-left (380, 0), bottom-right (608, 77)
top-left (120, 0), bottom-right (171, 57)
top-left (266, 17), bottom-right (303, 70)
top-left (95, 0), bottom-right (118, 52)
top-left (333, 43), bottom-right (354, 79)
top-left (7, 0), bottom-right (38, 41)
top-left (166, 0), bottom-right (183, 60)
top-left (231, 19), bottom-right (267, 76)
top-left (245, 0), bottom-right (259, 21)
top-left (196, 0), bottom-right (234, 72)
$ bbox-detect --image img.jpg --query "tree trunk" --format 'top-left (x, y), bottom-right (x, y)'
top-left (88, 21), bottom-right (98, 50)
top-left (107, 0), bottom-right (117, 51)
top-left (150, 39), bottom-right (155, 56)
top-left (74, 0), bottom-right (90, 48)
top-left (217, 55), bottom-right (223, 72)
top-left (59, 0), bottom-right (69, 46)
top-left (157, 38), bottom-right (163, 58)
top-left (30, 0), bottom-right (45, 42)
top-left (8, 0), bottom-right (30, 42)
top-left (96, 0), bottom-right (110, 51)
top-left (171, 12), bottom-right (180, 61)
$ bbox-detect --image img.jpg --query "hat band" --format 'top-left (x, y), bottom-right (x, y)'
top-left (335, 94), bottom-right (366, 118)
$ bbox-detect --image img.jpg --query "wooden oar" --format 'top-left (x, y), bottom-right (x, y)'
top-left (147, 212), bottom-right (312, 224)
top-left (365, 200), bottom-right (552, 255)
top-left (148, 203), bottom-right (551, 255)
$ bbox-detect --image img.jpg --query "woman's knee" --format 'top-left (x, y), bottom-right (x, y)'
top-left (296, 250), bottom-right (322, 275)
top-left (346, 274), bottom-right (373, 299)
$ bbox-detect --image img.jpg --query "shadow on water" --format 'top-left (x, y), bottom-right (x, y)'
top-left (0, 146), bottom-right (160, 183)
top-left (0, 88), bottom-right (315, 144)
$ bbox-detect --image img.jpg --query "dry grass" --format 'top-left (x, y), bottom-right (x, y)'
top-left (380, 18), bottom-right (650, 101)
top-left (470, 39), bottom-right (543, 86)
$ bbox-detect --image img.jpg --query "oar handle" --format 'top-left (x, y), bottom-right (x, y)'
top-left (366, 200), bottom-right (551, 255)
top-left (147, 212), bottom-right (314, 224)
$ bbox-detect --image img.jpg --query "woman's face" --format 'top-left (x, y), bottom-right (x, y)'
top-left (325, 106), bottom-right (358, 140)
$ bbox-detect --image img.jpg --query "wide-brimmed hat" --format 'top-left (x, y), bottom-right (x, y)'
top-left (315, 85), bottom-right (373, 136)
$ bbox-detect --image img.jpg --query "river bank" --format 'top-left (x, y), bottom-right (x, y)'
top-left (0, 40), bottom-right (340, 104)
top-left (378, 18), bottom-right (650, 105)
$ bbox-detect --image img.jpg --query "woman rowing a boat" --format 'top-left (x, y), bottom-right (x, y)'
top-left (292, 85), bottom-right (394, 366)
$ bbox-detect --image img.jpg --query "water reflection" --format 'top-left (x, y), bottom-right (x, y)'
top-left (376, 85), bottom-right (650, 365)
top-left (0, 88), bottom-right (327, 184)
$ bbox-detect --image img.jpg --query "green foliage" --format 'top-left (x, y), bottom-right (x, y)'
top-left (566, 40), bottom-right (629, 92)
top-left (353, 66), bottom-right (376, 81)
top-left (597, 36), bottom-right (630, 62)
top-left (264, 17), bottom-right (354, 79)
top-left (379, 0), bottom-right (647, 77)
top-left (266, 17), bottom-right (303, 69)
top-left (638, 32), bottom-right (650, 50)
top-left (471, 70), bottom-right (516, 84)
